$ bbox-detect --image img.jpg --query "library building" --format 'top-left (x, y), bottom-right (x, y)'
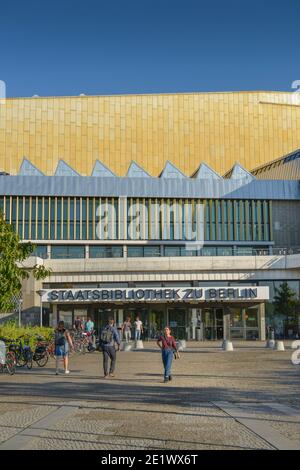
top-left (0, 91), bottom-right (299, 340)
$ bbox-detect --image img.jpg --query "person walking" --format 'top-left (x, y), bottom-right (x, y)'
top-left (74, 316), bottom-right (83, 331)
top-left (84, 316), bottom-right (95, 350)
top-left (54, 321), bottom-right (74, 375)
top-left (156, 326), bottom-right (179, 383)
top-left (99, 317), bottom-right (121, 378)
top-left (134, 315), bottom-right (143, 341)
top-left (122, 316), bottom-right (132, 343)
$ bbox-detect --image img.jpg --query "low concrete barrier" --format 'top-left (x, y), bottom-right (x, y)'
top-left (123, 343), bottom-right (132, 352)
top-left (177, 340), bottom-right (186, 351)
top-left (291, 340), bottom-right (300, 350)
top-left (266, 339), bottom-right (276, 348)
top-left (222, 340), bottom-right (234, 351)
top-left (135, 340), bottom-right (144, 350)
top-left (274, 341), bottom-right (285, 351)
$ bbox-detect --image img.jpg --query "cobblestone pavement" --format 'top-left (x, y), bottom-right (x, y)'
top-left (0, 341), bottom-right (299, 450)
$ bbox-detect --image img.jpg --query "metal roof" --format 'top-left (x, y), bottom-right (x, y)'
top-left (0, 175), bottom-right (299, 200)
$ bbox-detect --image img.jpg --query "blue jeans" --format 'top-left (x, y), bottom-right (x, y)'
top-left (162, 349), bottom-right (173, 379)
top-left (135, 330), bottom-right (141, 341)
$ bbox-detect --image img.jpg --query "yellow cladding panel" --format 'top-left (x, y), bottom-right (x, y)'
top-left (0, 91), bottom-right (300, 176)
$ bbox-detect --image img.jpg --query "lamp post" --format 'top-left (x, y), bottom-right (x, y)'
top-left (36, 290), bottom-right (46, 327)
top-left (18, 298), bottom-right (23, 328)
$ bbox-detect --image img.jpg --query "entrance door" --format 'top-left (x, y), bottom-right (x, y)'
top-left (215, 308), bottom-right (224, 340)
top-left (203, 308), bottom-right (224, 340)
top-left (93, 308), bottom-right (117, 335)
top-left (167, 308), bottom-right (187, 339)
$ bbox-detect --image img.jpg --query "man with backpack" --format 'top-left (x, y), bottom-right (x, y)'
top-left (99, 317), bottom-right (121, 379)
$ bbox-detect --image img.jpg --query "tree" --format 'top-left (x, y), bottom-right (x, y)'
top-left (273, 282), bottom-right (297, 316)
top-left (0, 212), bottom-right (51, 312)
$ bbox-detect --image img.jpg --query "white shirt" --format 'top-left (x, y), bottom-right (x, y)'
top-left (135, 320), bottom-right (143, 331)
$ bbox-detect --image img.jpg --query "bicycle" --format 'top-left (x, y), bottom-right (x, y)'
top-left (8, 336), bottom-right (33, 369)
top-left (0, 340), bottom-right (16, 375)
top-left (72, 331), bottom-right (90, 354)
top-left (32, 336), bottom-right (50, 367)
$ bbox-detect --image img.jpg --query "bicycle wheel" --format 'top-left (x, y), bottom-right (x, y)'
top-left (35, 352), bottom-right (49, 367)
top-left (26, 351), bottom-right (33, 369)
top-left (5, 352), bottom-right (16, 375)
top-left (16, 352), bottom-right (26, 367)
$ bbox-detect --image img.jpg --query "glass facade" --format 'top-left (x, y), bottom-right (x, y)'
top-left (51, 245), bottom-right (85, 259)
top-left (0, 196), bottom-right (272, 243)
top-left (89, 245), bottom-right (123, 258)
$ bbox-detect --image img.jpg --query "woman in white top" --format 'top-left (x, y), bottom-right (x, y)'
top-left (134, 315), bottom-right (143, 341)
top-left (122, 317), bottom-right (132, 343)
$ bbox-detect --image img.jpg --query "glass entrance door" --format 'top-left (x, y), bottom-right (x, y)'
top-left (203, 308), bottom-right (224, 340)
top-left (93, 308), bottom-right (117, 335)
top-left (215, 308), bottom-right (224, 340)
top-left (167, 308), bottom-right (187, 339)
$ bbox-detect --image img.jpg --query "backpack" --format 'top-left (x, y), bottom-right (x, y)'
top-left (100, 327), bottom-right (113, 344)
top-left (56, 330), bottom-right (66, 347)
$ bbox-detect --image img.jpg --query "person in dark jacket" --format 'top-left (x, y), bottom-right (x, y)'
top-left (156, 326), bottom-right (178, 383)
top-left (100, 318), bottom-right (121, 378)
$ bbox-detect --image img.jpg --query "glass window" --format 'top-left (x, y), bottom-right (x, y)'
top-left (164, 246), bottom-right (181, 257)
top-left (31, 245), bottom-right (47, 259)
top-left (89, 245), bottom-right (123, 258)
top-left (230, 308), bottom-right (243, 327)
top-left (127, 246), bottom-right (143, 257)
top-left (235, 246), bottom-right (253, 256)
top-left (245, 307), bottom-right (258, 327)
top-left (246, 329), bottom-right (259, 340)
top-left (181, 247), bottom-right (198, 257)
top-left (202, 246), bottom-right (217, 256)
top-left (144, 246), bottom-right (160, 257)
top-left (217, 246), bottom-right (233, 256)
top-left (5, 198), bottom-right (10, 222)
top-left (51, 245), bottom-right (85, 259)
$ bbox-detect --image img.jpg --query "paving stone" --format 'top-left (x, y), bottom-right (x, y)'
top-left (0, 346), bottom-right (299, 450)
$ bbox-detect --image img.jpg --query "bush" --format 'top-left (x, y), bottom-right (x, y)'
top-left (0, 319), bottom-right (54, 348)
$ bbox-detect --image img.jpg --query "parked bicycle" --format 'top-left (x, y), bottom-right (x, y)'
top-left (32, 335), bottom-right (56, 367)
top-left (71, 330), bottom-right (91, 354)
top-left (0, 340), bottom-right (16, 375)
top-left (7, 336), bottom-right (33, 369)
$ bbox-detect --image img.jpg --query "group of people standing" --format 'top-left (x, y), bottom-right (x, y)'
top-left (122, 315), bottom-right (143, 342)
top-left (54, 317), bottom-right (179, 382)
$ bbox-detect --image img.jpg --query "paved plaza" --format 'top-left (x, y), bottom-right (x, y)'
top-left (0, 342), bottom-right (299, 450)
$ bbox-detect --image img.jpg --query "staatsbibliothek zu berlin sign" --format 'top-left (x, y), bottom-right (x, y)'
top-left (42, 286), bottom-right (269, 303)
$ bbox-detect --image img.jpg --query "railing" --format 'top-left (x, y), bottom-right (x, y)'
top-left (30, 245), bottom-right (300, 259)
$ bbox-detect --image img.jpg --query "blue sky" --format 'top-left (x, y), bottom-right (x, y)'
top-left (0, 0), bottom-right (299, 97)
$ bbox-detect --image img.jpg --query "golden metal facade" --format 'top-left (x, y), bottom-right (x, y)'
top-left (0, 91), bottom-right (300, 176)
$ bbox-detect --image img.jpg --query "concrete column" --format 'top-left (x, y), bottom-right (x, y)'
top-left (47, 244), bottom-right (51, 259)
top-left (223, 310), bottom-right (231, 340)
top-left (118, 309), bottom-right (124, 325)
top-left (259, 303), bottom-right (266, 341)
top-left (85, 245), bottom-right (89, 259)
top-left (160, 244), bottom-right (164, 257)
top-left (123, 245), bottom-right (127, 258)
top-left (52, 304), bottom-right (58, 327)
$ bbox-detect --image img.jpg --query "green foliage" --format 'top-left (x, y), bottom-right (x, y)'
top-left (0, 320), bottom-right (54, 348)
top-left (0, 212), bottom-right (51, 312)
top-left (273, 281), bottom-right (297, 317)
